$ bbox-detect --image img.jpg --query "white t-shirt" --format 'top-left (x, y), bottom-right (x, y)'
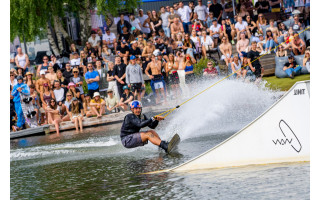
top-left (138, 14), bottom-right (150, 33)
top-left (235, 21), bottom-right (248, 32)
top-left (200, 36), bottom-right (213, 46)
top-left (178, 6), bottom-right (192, 23)
top-left (194, 5), bottom-right (207, 21)
top-left (70, 58), bottom-right (81, 66)
top-left (88, 36), bottom-right (101, 47)
top-left (209, 24), bottom-right (221, 37)
top-left (102, 33), bottom-right (116, 48)
top-left (54, 88), bottom-right (65, 102)
top-left (130, 18), bottom-right (141, 30)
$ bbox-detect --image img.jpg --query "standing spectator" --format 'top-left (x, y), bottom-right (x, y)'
top-left (291, 33), bottom-right (306, 55)
top-left (129, 14), bottom-right (142, 32)
top-left (85, 63), bottom-right (100, 98)
top-left (206, 12), bottom-right (215, 28)
top-left (114, 56), bottom-right (127, 98)
top-left (150, 10), bottom-right (162, 34)
top-left (247, 41), bottom-right (263, 82)
top-left (209, 18), bottom-right (221, 47)
top-left (105, 89), bottom-right (120, 113)
top-left (203, 61), bottom-right (218, 78)
top-left (194, 0), bottom-right (208, 23)
top-left (40, 83), bottom-right (54, 125)
top-left (103, 28), bottom-right (117, 52)
top-left (238, 4), bottom-right (250, 19)
top-left (168, 7), bottom-right (181, 28)
top-left (209, 0), bottom-right (223, 23)
top-left (63, 63), bottom-right (73, 80)
top-left (183, 54), bottom-right (197, 84)
top-left (289, 14), bottom-right (305, 32)
top-left (45, 66), bottom-right (58, 85)
top-left (95, 60), bottom-right (109, 97)
top-left (138, 9), bottom-right (151, 36)
top-left (178, 1), bottom-right (192, 34)
top-left (116, 40), bottom-right (130, 65)
top-left (29, 84), bottom-right (41, 125)
top-left (255, 0), bottom-right (270, 14)
top-left (90, 92), bottom-right (106, 118)
top-left (235, 16), bottom-right (249, 41)
top-left (160, 6), bottom-right (171, 38)
top-left (222, 16), bottom-right (236, 44)
top-left (10, 70), bottom-right (18, 87)
top-left (237, 32), bottom-right (250, 62)
top-left (69, 98), bottom-right (84, 133)
top-left (165, 53), bottom-right (180, 98)
top-left (282, 55), bottom-right (302, 79)
top-left (119, 85), bottom-right (134, 110)
top-left (219, 36), bottom-right (233, 66)
top-left (11, 76), bottom-right (29, 130)
top-left (106, 62), bottom-right (120, 101)
top-left (15, 47), bottom-right (29, 72)
top-left (224, 0), bottom-right (235, 24)
top-left (117, 14), bottom-right (132, 35)
top-left (126, 56), bottom-right (145, 101)
top-left (36, 70), bottom-right (51, 94)
top-left (200, 30), bottom-right (214, 58)
top-left (269, 0), bottom-right (281, 19)
top-left (88, 30), bottom-right (101, 48)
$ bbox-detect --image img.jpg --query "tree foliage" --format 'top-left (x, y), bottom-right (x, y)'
top-left (96, 0), bottom-right (141, 18)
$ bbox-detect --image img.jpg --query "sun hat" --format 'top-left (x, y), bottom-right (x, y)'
top-left (93, 92), bottom-right (101, 98)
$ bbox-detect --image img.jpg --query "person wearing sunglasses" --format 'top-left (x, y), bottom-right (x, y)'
top-left (70, 68), bottom-right (85, 102)
top-left (37, 55), bottom-right (52, 77)
top-left (85, 63), bottom-right (100, 98)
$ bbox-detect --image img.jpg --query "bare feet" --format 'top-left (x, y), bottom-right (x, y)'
top-left (97, 115), bottom-right (102, 118)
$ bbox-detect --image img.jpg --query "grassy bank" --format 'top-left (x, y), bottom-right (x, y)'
top-left (263, 74), bottom-right (310, 91)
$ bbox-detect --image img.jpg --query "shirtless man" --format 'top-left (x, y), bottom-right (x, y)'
top-left (142, 40), bottom-right (156, 62)
top-left (266, 19), bottom-right (279, 37)
top-left (170, 17), bottom-right (184, 39)
top-left (236, 32), bottom-right (250, 62)
top-left (219, 36), bottom-right (233, 66)
top-left (145, 54), bottom-right (166, 104)
top-left (291, 33), bottom-right (306, 55)
top-left (36, 70), bottom-right (51, 94)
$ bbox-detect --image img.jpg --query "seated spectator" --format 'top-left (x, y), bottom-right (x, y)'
top-left (158, 29), bottom-right (168, 41)
top-left (24, 72), bottom-right (36, 87)
top-left (105, 89), bottom-right (120, 113)
top-left (192, 18), bottom-right (204, 36)
top-left (70, 68), bottom-right (84, 102)
top-left (90, 92), bottom-right (106, 118)
top-left (247, 41), bottom-right (263, 83)
top-left (129, 40), bottom-right (142, 57)
top-left (219, 36), bottom-right (233, 66)
top-left (267, 19), bottom-right (279, 37)
top-left (118, 26), bottom-right (132, 43)
top-left (129, 14), bottom-right (142, 32)
top-left (222, 16), bottom-right (236, 45)
top-left (119, 85), bottom-right (134, 110)
top-left (236, 32), bottom-right (250, 62)
top-left (101, 45), bottom-right (110, 67)
top-left (206, 12), bottom-right (215, 29)
top-left (117, 14), bottom-right (132, 35)
top-left (53, 80), bottom-right (66, 103)
top-left (235, 16), bottom-right (249, 41)
top-left (63, 63), bottom-right (73, 80)
top-left (69, 43), bottom-right (79, 56)
top-left (10, 69), bottom-right (17, 87)
top-left (36, 70), bottom-right (51, 94)
top-left (84, 42), bottom-right (98, 58)
top-left (200, 30), bottom-right (214, 58)
top-left (85, 63), bottom-right (100, 98)
top-left (289, 14), bottom-right (305, 32)
top-left (37, 56), bottom-right (51, 76)
top-left (70, 52), bottom-right (81, 67)
top-left (257, 34), bottom-right (265, 54)
top-left (46, 99), bottom-right (62, 134)
top-left (45, 66), bottom-right (58, 85)
top-left (264, 30), bottom-right (278, 54)
top-left (142, 40), bottom-right (155, 61)
top-left (116, 40), bottom-right (130, 64)
top-left (282, 55), bottom-right (302, 79)
top-left (231, 55), bottom-right (244, 79)
top-left (278, 22), bottom-right (288, 37)
top-left (83, 94), bottom-right (94, 117)
top-left (88, 30), bottom-right (101, 48)
top-left (170, 17), bottom-right (184, 39)
top-left (238, 4), bottom-right (249, 19)
top-left (155, 36), bottom-right (168, 58)
top-left (303, 49), bottom-right (310, 72)
top-left (103, 28), bottom-right (117, 52)
top-left (256, 13), bottom-right (267, 35)
top-left (174, 33), bottom-right (184, 52)
top-left (291, 32), bottom-right (306, 55)
top-left (209, 18), bottom-right (221, 47)
top-left (67, 82), bottom-right (80, 100)
top-left (203, 61), bottom-right (218, 78)
top-left (190, 30), bottom-right (201, 55)
top-left (56, 70), bottom-right (68, 88)
top-left (182, 34), bottom-right (195, 58)
top-left (150, 9), bottom-right (162, 34)
top-left (69, 98), bottom-right (84, 133)
top-left (137, 34), bottom-right (147, 47)
top-left (17, 68), bottom-right (24, 77)
top-left (50, 54), bottom-right (62, 72)
top-left (245, 15), bottom-right (257, 38)
top-left (276, 45), bottom-right (287, 57)
top-left (64, 92), bottom-right (73, 110)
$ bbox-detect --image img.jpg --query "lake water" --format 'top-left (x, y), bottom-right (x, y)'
top-left (10, 80), bottom-right (310, 199)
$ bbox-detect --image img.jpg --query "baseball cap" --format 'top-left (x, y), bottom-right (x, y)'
top-left (40, 70), bottom-right (46, 75)
top-left (91, 30), bottom-right (96, 34)
top-left (130, 55), bottom-right (136, 60)
top-left (72, 97), bottom-right (78, 101)
top-left (213, 17), bottom-right (218, 21)
top-left (123, 85), bottom-right (129, 90)
top-left (288, 55), bottom-right (294, 59)
top-left (16, 75), bottom-right (23, 80)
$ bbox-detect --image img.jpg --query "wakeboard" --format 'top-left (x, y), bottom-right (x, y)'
top-left (167, 133), bottom-right (180, 154)
top-left (20, 94), bottom-right (38, 128)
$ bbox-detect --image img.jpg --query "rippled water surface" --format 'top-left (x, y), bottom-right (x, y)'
top-left (10, 80), bottom-right (309, 199)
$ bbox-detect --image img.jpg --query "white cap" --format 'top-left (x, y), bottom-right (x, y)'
top-left (40, 70), bottom-right (46, 75)
top-left (93, 92), bottom-right (101, 98)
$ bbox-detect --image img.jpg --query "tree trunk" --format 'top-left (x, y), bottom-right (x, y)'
top-left (46, 22), bottom-right (60, 56)
top-left (53, 16), bottom-right (73, 45)
top-left (53, 17), bottom-right (63, 55)
top-left (80, 0), bottom-right (92, 46)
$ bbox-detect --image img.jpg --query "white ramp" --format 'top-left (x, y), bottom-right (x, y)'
top-left (146, 81), bottom-right (310, 174)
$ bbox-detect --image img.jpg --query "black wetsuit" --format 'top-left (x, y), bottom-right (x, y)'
top-left (120, 113), bottom-right (159, 140)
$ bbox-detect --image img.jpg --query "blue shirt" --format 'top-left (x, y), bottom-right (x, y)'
top-left (85, 70), bottom-right (99, 90)
top-left (11, 82), bottom-right (30, 103)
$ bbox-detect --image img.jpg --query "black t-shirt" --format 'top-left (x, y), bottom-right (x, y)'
top-left (247, 50), bottom-right (261, 68)
top-left (284, 61), bottom-right (298, 68)
top-left (130, 47), bottom-right (142, 56)
top-left (119, 33), bottom-right (131, 43)
top-left (107, 69), bottom-right (116, 81)
top-left (270, 0), bottom-right (281, 9)
top-left (209, 3), bottom-right (223, 19)
top-left (68, 102), bottom-right (84, 112)
top-left (121, 92), bottom-right (134, 102)
top-left (155, 43), bottom-right (168, 53)
top-left (114, 63), bottom-right (127, 82)
top-left (63, 70), bottom-right (73, 80)
top-left (225, 2), bottom-right (235, 18)
top-left (255, 1), bottom-right (270, 14)
top-left (117, 45), bottom-right (130, 55)
top-left (58, 77), bottom-right (69, 87)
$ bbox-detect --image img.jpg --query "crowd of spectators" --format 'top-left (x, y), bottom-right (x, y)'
top-left (10, 0), bottom-right (310, 133)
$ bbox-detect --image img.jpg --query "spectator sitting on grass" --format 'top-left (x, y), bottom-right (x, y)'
top-left (203, 61), bottom-right (218, 78)
top-left (90, 92), bottom-right (106, 118)
top-left (105, 89), bottom-right (120, 113)
top-left (282, 55), bottom-right (302, 79)
top-left (119, 85), bottom-right (134, 111)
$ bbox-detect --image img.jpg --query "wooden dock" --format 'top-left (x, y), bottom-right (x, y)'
top-left (10, 104), bottom-right (174, 139)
